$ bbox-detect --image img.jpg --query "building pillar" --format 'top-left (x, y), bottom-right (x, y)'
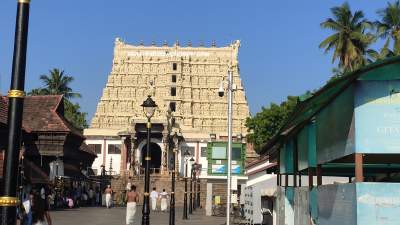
top-left (119, 136), bottom-right (127, 176)
top-left (162, 131), bottom-right (169, 175)
top-left (205, 183), bottom-right (213, 216)
top-left (355, 153), bottom-right (364, 182)
top-left (316, 165), bottom-right (322, 186)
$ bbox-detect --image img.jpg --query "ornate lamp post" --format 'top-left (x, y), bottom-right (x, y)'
top-left (196, 165), bottom-right (201, 208)
top-left (182, 150), bottom-right (191, 220)
top-left (1, 1), bottom-right (31, 224)
top-left (167, 108), bottom-right (177, 225)
top-left (192, 163), bottom-right (197, 211)
top-left (141, 95), bottom-right (157, 225)
top-left (219, 65), bottom-right (235, 225)
top-left (189, 157), bottom-right (195, 214)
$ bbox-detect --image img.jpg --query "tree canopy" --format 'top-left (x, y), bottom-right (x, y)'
top-left (28, 68), bottom-right (88, 129)
top-left (319, 2), bottom-right (375, 73)
top-left (246, 96), bottom-right (298, 150)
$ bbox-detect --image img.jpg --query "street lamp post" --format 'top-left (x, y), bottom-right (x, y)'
top-left (189, 159), bottom-right (194, 214)
top-left (219, 65), bottom-right (235, 225)
top-left (192, 163), bottom-right (197, 211)
top-left (141, 96), bottom-right (157, 225)
top-left (167, 109), bottom-right (177, 225)
top-left (189, 157), bottom-right (194, 214)
top-left (1, 1), bottom-right (31, 224)
top-left (182, 151), bottom-right (191, 220)
top-left (196, 166), bottom-right (201, 208)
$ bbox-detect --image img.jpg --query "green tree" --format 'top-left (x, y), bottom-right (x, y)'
top-left (28, 68), bottom-right (87, 129)
top-left (367, 38), bottom-right (395, 62)
top-left (246, 96), bottom-right (298, 150)
top-left (64, 100), bottom-right (88, 129)
top-left (319, 2), bottom-right (375, 72)
top-left (38, 68), bottom-right (81, 99)
top-left (376, 0), bottom-right (400, 55)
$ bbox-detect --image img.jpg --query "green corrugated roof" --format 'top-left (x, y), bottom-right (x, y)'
top-left (259, 55), bottom-right (400, 156)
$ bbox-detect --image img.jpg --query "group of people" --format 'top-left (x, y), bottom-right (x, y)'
top-left (150, 188), bottom-right (169, 212)
top-left (20, 187), bottom-right (52, 225)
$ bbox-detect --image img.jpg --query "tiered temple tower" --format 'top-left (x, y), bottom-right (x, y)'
top-left (84, 38), bottom-right (253, 176)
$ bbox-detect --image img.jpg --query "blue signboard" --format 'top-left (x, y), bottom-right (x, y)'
top-left (355, 80), bottom-right (400, 153)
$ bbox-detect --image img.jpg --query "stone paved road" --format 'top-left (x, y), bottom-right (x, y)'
top-left (51, 206), bottom-right (226, 225)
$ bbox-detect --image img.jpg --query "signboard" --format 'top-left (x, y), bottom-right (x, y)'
top-left (355, 81), bottom-right (400, 153)
top-left (232, 165), bottom-right (241, 174)
top-left (212, 165), bottom-right (226, 174)
top-left (231, 176), bottom-right (238, 190)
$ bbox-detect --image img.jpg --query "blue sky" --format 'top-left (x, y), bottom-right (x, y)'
top-left (0, 1), bottom-right (388, 122)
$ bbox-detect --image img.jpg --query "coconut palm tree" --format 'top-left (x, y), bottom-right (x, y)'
top-left (367, 38), bottom-right (395, 62)
top-left (376, 0), bottom-right (400, 55)
top-left (38, 68), bottom-right (81, 99)
top-left (319, 2), bottom-right (375, 72)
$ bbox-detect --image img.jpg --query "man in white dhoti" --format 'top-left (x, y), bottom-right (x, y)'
top-left (126, 185), bottom-right (139, 225)
top-left (150, 187), bottom-right (159, 211)
top-left (160, 189), bottom-right (169, 212)
top-left (105, 185), bottom-right (113, 208)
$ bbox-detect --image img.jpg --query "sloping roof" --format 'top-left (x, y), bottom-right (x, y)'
top-left (258, 55), bottom-right (400, 156)
top-left (0, 95), bottom-right (83, 137)
top-left (0, 97), bottom-right (8, 126)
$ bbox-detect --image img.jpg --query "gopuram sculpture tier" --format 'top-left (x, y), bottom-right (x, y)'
top-left (89, 38), bottom-right (250, 137)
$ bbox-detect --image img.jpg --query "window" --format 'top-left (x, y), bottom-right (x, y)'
top-left (171, 75), bottom-right (177, 83)
top-left (212, 146), bottom-right (226, 159)
top-left (232, 147), bottom-right (242, 160)
top-left (172, 63), bottom-right (177, 71)
top-left (108, 144), bottom-right (121, 154)
top-left (201, 147), bottom-right (207, 157)
top-left (169, 102), bottom-right (176, 112)
top-left (171, 87), bottom-right (176, 96)
top-left (88, 144), bottom-right (102, 154)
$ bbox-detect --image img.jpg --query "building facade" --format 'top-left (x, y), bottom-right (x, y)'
top-left (84, 38), bottom-right (255, 179)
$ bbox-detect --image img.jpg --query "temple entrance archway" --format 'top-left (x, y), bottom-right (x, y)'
top-left (141, 142), bottom-right (162, 172)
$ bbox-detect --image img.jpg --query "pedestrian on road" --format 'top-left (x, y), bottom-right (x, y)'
top-left (105, 185), bottom-right (113, 208)
top-left (32, 192), bottom-right (52, 225)
top-left (88, 187), bottom-right (94, 206)
top-left (150, 187), bottom-right (159, 211)
top-left (125, 184), bottom-right (139, 225)
top-left (160, 189), bottom-right (169, 212)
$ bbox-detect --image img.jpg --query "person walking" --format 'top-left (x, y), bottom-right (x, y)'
top-left (125, 185), bottom-right (139, 225)
top-left (32, 192), bottom-right (52, 225)
top-left (105, 185), bottom-right (113, 208)
top-left (88, 187), bottom-right (94, 206)
top-left (160, 189), bottom-right (169, 212)
top-left (150, 187), bottom-right (159, 211)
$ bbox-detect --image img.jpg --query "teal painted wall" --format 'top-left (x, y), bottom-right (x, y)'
top-left (355, 80), bottom-right (400, 154)
top-left (280, 140), bottom-right (294, 174)
top-left (317, 183), bottom-right (357, 225)
top-left (297, 122), bottom-right (317, 171)
top-left (357, 183), bottom-right (400, 225)
top-left (316, 85), bottom-right (355, 164)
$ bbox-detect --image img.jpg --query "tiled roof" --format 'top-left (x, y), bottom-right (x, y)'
top-left (0, 95), bottom-right (82, 136)
top-left (0, 97), bottom-right (7, 126)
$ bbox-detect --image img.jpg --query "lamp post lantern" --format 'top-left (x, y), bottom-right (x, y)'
top-left (182, 150), bottom-right (191, 220)
top-left (141, 95), bottom-right (157, 225)
top-left (1, 0), bottom-right (31, 224)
